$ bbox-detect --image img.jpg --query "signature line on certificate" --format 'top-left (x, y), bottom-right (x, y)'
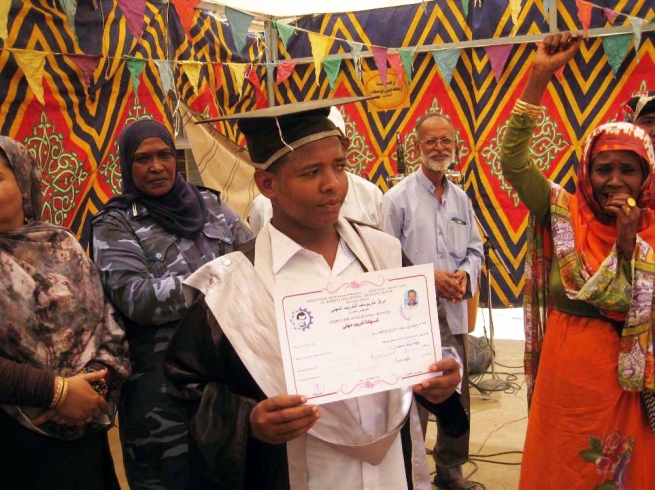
top-left (307, 392), bottom-right (339, 400)
top-left (402, 371), bottom-right (431, 379)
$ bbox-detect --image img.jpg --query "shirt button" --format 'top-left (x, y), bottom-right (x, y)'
top-left (223, 259), bottom-right (232, 266)
top-left (155, 252), bottom-right (163, 259)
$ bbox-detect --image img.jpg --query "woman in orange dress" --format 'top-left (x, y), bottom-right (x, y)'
top-left (500, 32), bottom-right (654, 489)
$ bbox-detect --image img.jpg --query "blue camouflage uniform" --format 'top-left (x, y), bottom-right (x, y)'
top-left (92, 189), bottom-right (254, 490)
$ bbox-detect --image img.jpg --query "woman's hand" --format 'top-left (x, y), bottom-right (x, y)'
top-left (249, 395), bottom-right (320, 445)
top-left (521, 32), bottom-right (582, 105)
top-left (33, 370), bottom-right (109, 427)
top-left (605, 193), bottom-right (639, 257)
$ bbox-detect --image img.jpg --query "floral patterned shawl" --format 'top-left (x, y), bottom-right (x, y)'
top-left (525, 123), bottom-right (655, 404)
top-left (0, 137), bottom-right (130, 440)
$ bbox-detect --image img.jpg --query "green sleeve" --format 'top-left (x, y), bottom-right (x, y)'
top-left (500, 114), bottom-right (552, 222)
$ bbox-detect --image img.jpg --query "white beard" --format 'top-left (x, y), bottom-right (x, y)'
top-left (425, 149), bottom-right (455, 172)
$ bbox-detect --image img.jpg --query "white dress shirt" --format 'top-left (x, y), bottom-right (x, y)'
top-left (268, 224), bottom-right (408, 490)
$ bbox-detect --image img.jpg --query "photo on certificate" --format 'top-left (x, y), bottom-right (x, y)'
top-left (274, 263), bottom-right (442, 404)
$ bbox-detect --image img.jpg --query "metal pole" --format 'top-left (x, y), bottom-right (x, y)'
top-left (263, 19), bottom-right (277, 107)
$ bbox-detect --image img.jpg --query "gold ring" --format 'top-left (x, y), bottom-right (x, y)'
top-left (627, 198), bottom-right (636, 208)
top-left (85, 418), bottom-right (92, 423)
top-left (621, 206), bottom-right (631, 217)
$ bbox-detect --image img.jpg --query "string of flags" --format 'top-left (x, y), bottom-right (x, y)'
top-left (0, 0), bottom-right (652, 106)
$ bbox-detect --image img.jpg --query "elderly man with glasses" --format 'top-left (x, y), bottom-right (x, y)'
top-left (383, 113), bottom-right (484, 490)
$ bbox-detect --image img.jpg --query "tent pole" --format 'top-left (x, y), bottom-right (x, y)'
top-left (264, 20), bottom-right (277, 107)
top-left (549, 0), bottom-right (558, 33)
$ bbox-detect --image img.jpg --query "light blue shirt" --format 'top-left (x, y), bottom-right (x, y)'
top-left (383, 167), bottom-right (484, 335)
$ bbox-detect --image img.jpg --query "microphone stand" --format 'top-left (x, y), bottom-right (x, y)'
top-left (386, 132), bottom-right (406, 187)
top-left (474, 215), bottom-right (510, 392)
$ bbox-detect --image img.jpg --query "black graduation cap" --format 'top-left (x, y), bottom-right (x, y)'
top-left (196, 96), bottom-right (375, 169)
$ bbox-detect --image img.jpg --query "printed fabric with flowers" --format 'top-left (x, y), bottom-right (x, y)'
top-left (579, 430), bottom-right (634, 490)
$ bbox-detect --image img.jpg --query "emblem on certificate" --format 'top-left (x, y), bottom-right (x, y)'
top-left (290, 308), bottom-right (313, 331)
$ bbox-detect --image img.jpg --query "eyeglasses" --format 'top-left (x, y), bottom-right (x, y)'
top-left (417, 137), bottom-right (455, 148)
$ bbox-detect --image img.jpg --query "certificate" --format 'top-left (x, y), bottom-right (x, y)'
top-left (274, 264), bottom-right (441, 404)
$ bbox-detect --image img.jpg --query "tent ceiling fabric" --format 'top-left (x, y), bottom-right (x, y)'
top-left (204, 0), bottom-right (425, 18)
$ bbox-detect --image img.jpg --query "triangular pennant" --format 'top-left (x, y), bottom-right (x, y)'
top-left (172, 0), bottom-right (200, 37)
top-left (629, 16), bottom-right (644, 55)
top-left (58, 0), bottom-right (77, 35)
top-left (13, 50), bottom-right (48, 105)
top-left (461, 0), bottom-right (470, 17)
top-left (509, 0), bottom-right (521, 26)
top-left (387, 52), bottom-right (404, 87)
top-left (602, 8), bottom-right (620, 23)
top-left (247, 67), bottom-right (268, 109)
top-left (543, 0), bottom-right (550, 20)
top-left (398, 48), bottom-right (415, 84)
top-left (575, 0), bottom-right (593, 38)
top-left (181, 61), bottom-right (202, 93)
top-left (322, 57), bottom-right (342, 90)
top-left (228, 63), bottom-right (246, 95)
top-left (126, 57), bottom-right (146, 92)
top-left (372, 46), bottom-right (389, 86)
top-left (602, 34), bottom-right (632, 76)
top-left (348, 41), bottom-right (364, 81)
top-left (484, 44), bottom-right (513, 82)
top-left (308, 32), bottom-right (330, 86)
top-left (276, 60), bottom-right (297, 85)
top-left (69, 54), bottom-right (100, 87)
top-left (154, 59), bottom-right (174, 94)
top-left (275, 22), bottom-right (296, 49)
top-left (0, 0), bottom-right (11, 41)
top-left (433, 49), bottom-right (461, 86)
top-left (225, 6), bottom-right (254, 53)
top-left (117, 0), bottom-right (146, 40)
top-left (213, 62), bottom-right (223, 92)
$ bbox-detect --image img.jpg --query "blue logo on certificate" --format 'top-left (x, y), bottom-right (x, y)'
top-left (290, 308), bottom-right (313, 331)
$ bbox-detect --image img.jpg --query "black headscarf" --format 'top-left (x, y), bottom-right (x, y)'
top-left (104, 119), bottom-right (208, 239)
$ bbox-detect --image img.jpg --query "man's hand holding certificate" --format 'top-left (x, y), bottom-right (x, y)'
top-left (274, 264), bottom-right (445, 404)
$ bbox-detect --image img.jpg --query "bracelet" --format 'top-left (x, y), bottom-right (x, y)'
top-left (81, 366), bottom-right (109, 398)
top-left (510, 99), bottom-right (543, 121)
top-left (50, 376), bottom-right (64, 408)
top-left (55, 378), bottom-right (69, 408)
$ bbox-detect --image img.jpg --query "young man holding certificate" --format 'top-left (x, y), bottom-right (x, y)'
top-left (164, 97), bottom-right (467, 490)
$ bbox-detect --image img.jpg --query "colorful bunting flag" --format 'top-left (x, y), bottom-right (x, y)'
top-left (308, 32), bottom-right (330, 86)
top-left (602, 8), bottom-right (620, 24)
top-left (575, 0), bottom-right (593, 38)
top-left (58, 0), bottom-right (77, 35)
top-left (126, 57), bottom-right (146, 92)
top-left (322, 57), bottom-right (342, 90)
top-left (433, 49), bottom-right (461, 86)
top-left (117, 0), bottom-right (146, 40)
top-left (172, 0), bottom-right (199, 37)
top-left (13, 50), bottom-right (48, 105)
top-left (629, 16), bottom-right (644, 56)
top-left (213, 62), bottom-right (223, 92)
top-left (225, 7), bottom-right (254, 54)
top-left (0, 0), bottom-right (11, 41)
top-left (372, 46), bottom-right (389, 86)
top-left (484, 44), bottom-right (513, 82)
top-left (398, 48), bottom-right (415, 84)
top-left (154, 59), bottom-right (174, 94)
top-left (69, 54), bottom-right (100, 87)
top-left (275, 22), bottom-right (296, 49)
top-left (461, 0), bottom-right (470, 17)
top-left (247, 67), bottom-right (268, 109)
top-left (509, 0), bottom-right (521, 26)
top-left (348, 41), bottom-right (364, 81)
top-left (387, 52), bottom-right (404, 86)
top-left (181, 61), bottom-right (202, 93)
top-left (602, 34), bottom-right (632, 76)
top-left (228, 63), bottom-right (246, 95)
top-left (276, 60), bottom-right (297, 85)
